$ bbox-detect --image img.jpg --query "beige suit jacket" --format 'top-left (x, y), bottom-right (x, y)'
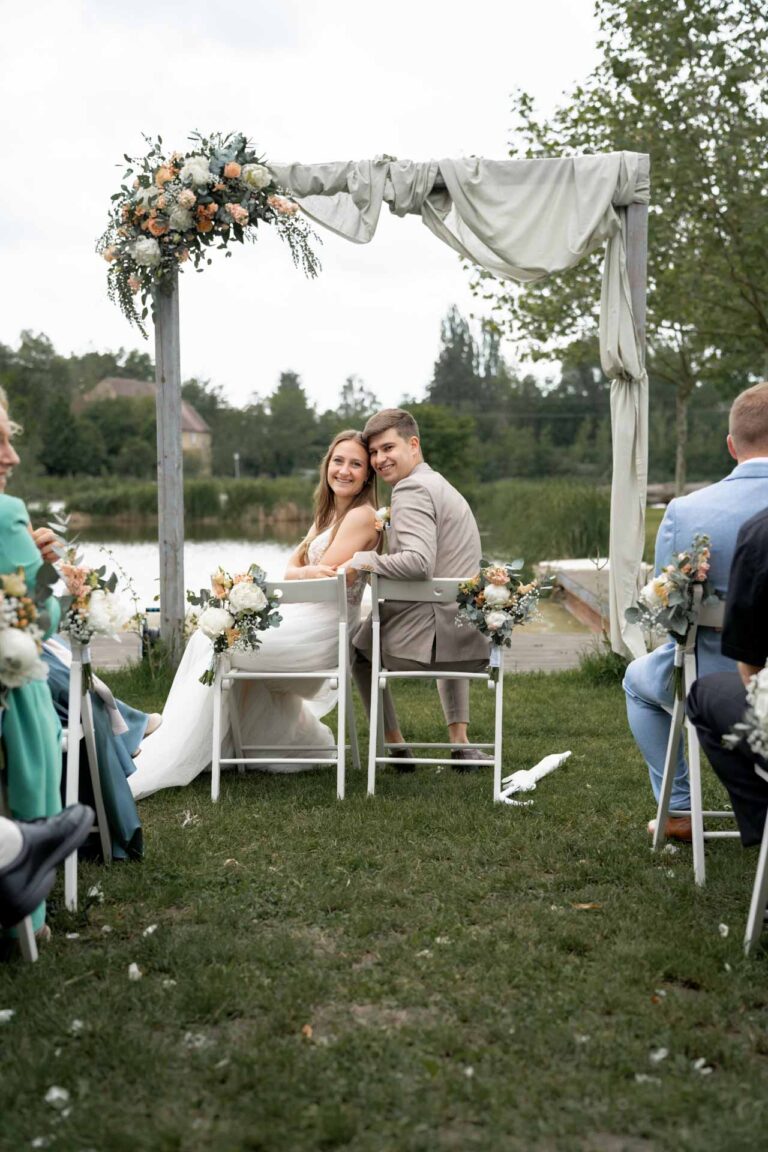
top-left (351, 462), bottom-right (490, 664)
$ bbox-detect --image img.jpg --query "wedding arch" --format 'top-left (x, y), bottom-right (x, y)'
top-left (101, 138), bottom-right (649, 665)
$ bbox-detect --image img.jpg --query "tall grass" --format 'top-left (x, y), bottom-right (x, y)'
top-left (467, 478), bottom-right (611, 563)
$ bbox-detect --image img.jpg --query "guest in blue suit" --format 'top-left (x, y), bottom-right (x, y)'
top-left (624, 382), bottom-right (768, 840)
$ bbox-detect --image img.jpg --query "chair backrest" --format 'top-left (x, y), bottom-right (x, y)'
top-left (265, 571), bottom-right (348, 621)
top-left (370, 575), bottom-right (467, 622)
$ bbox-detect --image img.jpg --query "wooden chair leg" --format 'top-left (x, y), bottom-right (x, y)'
top-left (745, 812), bottom-right (768, 956)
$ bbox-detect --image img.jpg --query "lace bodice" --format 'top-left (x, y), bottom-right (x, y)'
top-left (307, 526), bottom-right (366, 607)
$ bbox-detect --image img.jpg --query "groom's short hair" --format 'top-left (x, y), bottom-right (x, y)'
top-left (730, 382), bottom-right (768, 451)
top-left (363, 408), bottom-right (420, 445)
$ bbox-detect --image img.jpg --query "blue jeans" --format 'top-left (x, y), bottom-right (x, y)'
top-left (623, 647), bottom-right (690, 812)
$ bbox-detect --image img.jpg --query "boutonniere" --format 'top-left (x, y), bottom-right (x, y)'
top-left (375, 506), bottom-right (391, 531)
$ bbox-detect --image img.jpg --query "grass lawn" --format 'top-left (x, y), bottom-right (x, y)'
top-left (2, 665), bottom-right (768, 1152)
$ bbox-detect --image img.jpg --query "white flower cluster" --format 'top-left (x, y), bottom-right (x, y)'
top-left (0, 590), bottom-right (47, 693)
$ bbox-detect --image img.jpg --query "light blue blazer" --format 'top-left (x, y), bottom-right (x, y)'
top-left (649, 459), bottom-right (768, 688)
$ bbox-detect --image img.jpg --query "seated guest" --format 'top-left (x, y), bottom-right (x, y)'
top-left (0, 806), bottom-right (93, 929)
top-left (687, 506), bottom-right (768, 847)
top-left (623, 382), bottom-right (768, 841)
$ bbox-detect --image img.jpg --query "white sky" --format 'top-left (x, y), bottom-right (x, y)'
top-left (0, 0), bottom-right (599, 412)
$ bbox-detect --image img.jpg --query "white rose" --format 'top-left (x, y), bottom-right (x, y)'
top-left (168, 206), bottom-right (194, 231)
top-left (180, 156), bottom-right (213, 188)
top-left (750, 668), bottom-right (768, 725)
top-left (228, 582), bottom-right (268, 615)
top-left (135, 185), bottom-right (160, 209)
top-left (131, 238), bottom-right (162, 267)
top-left (198, 605), bottom-right (234, 639)
top-left (241, 163), bottom-right (271, 191)
top-left (484, 610), bottom-right (509, 632)
top-left (87, 590), bottom-right (127, 635)
top-left (0, 628), bottom-right (47, 689)
top-left (638, 577), bottom-right (666, 611)
top-left (483, 584), bottom-right (512, 608)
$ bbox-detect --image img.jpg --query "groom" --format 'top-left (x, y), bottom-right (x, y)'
top-left (345, 408), bottom-right (490, 768)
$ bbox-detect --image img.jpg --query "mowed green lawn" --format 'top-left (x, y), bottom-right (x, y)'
top-left (2, 665), bottom-right (768, 1152)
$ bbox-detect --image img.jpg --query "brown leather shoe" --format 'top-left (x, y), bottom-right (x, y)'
top-left (647, 816), bottom-right (693, 843)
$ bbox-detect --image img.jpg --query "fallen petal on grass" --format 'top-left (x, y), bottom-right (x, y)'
top-left (45, 1086), bottom-right (70, 1109)
top-left (718, 923), bottom-right (729, 938)
top-left (128, 963), bottom-right (142, 981)
top-left (0, 1009), bottom-right (15, 1024)
top-left (142, 924), bottom-right (158, 937)
top-left (571, 902), bottom-right (602, 911)
top-left (649, 1047), bottom-right (669, 1064)
top-left (634, 1073), bottom-right (661, 1085)
top-left (68, 1019), bottom-right (84, 1036)
top-left (301, 1024), bottom-right (313, 1040)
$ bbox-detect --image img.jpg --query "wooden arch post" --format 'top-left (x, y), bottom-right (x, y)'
top-left (153, 268), bottom-right (185, 667)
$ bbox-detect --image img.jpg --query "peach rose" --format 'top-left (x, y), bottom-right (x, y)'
top-left (102, 246), bottom-right (117, 263)
top-left (178, 188), bottom-right (196, 209)
top-left (128, 276), bottom-right (141, 293)
top-left (146, 217), bottom-right (168, 237)
top-left (60, 564), bottom-right (88, 597)
top-left (224, 162), bottom-right (242, 179)
top-left (484, 565), bottom-right (509, 586)
top-left (225, 203), bottom-right (249, 226)
top-left (212, 182), bottom-right (225, 192)
top-left (155, 165), bottom-right (173, 187)
top-left (196, 216), bottom-right (214, 234)
top-left (267, 194), bottom-right (298, 216)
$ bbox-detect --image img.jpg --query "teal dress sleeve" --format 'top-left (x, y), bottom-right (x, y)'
top-left (0, 495), bottom-right (62, 932)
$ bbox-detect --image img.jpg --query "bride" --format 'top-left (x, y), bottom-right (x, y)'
top-left (128, 430), bottom-right (379, 799)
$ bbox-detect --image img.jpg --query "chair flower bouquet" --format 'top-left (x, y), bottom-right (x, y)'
top-left (0, 568), bottom-right (52, 709)
top-left (58, 552), bottom-right (129, 692)
top-left (625, 533), bottom-right (718, 697)
top-left (455, 559), bottom-right (542, 680)
top-left (186, 564), bottom-right (283, 686)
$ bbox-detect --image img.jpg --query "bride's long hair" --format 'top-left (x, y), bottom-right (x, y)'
top-left (298, 429), bottom-right (377, 563)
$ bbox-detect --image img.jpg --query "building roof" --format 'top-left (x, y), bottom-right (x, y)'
top-left (83, 377), bottom-right (211, 434)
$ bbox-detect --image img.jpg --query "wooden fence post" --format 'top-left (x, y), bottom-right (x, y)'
top-left (153, 269), bottom-right (184, 667)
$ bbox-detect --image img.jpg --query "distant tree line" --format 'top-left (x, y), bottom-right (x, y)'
top-left (0, 318), bottom-right (734, 486)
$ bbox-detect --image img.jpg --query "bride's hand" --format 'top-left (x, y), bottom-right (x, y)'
top-left (301, 564), bottom-right (337, 579)
top-left (29, 525), bottom-right (61, 564)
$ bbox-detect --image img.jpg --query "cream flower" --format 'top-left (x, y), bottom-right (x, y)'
top-left (177, 188), bottom-right (197, 209)
top-left (87, 590), bottom-right (127, 635)
top-left (241, 163), bottom-right (271, 191)
top-left (169, 206), bottom-right (194, 232)
top-left (0, 627), bottom-right (47, 689)
top-left (228, 582), bottom-right (267, 614)
top-left (1, 572), bottom-right (27, 597)
top-left (180, 156), bottom-right (213, 188)
top-left (484, 610), bottom-right (509, 632)
top-left (198, 605), bottom-right (234, 639)
top-left (131, 237), bottom-right (162, 267)
top-left (483, 584), bottom-right (512, 608)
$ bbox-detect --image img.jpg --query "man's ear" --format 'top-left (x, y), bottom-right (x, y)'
top-left (727, 433), bottom-right (738, 461)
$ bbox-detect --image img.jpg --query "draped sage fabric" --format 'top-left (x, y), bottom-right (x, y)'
top-left (270, 152), bottom-right (650, 656)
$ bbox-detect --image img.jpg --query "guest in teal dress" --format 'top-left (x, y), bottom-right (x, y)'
top-left (0, 391), bottom-right (61, 934)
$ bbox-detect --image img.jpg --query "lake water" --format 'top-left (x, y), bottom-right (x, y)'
top-left (72, 532), bottom-right (588, 635)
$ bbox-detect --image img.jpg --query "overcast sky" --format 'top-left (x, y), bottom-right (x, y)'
top-left (1, 0), bottom-right (600, 413)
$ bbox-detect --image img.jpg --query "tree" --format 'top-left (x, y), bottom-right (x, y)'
top-left (427, 306), bottom-right (480, 408)
top-left (335, 375), bottom-right (379, 425)
top-left (266, 371), bottom-right (318, 474)
top-left (408, 403), bottom-right (477, 487)
top-left (472, 0), bottom-right (768, 492)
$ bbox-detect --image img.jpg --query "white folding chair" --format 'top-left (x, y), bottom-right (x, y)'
top-left (367, 575), bottom-right (504, 799)
top-left (744, 765), bottom-right (768, 956)
top-left (0, 792), bottom-right (38, 963)
top-left (62, 642), bottom-right (111, 911)
top-left (211, 573), bottom-right (360, 801)
top-left (653, 588), bottom-right (738, 885)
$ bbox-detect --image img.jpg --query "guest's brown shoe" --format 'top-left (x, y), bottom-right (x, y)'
top-left (389, 747), bottom-right (416, 773)
top-left (647, 816), bottom-right (693, 843)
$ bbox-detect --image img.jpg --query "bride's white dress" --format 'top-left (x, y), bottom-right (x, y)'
top-left (128, 529), bottom-right (364, 799)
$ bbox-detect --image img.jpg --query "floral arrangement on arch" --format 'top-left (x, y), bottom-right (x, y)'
top-left (625, 533), bottom-right (716, 644)
top-left (0, 569), bottom-right (52, 708)
top-left (98, 132), bottom-right (321, 336)
top-left (186, 564), bottom-right (283, 686)
top-left (455, 560), bottom-right (542, 680)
